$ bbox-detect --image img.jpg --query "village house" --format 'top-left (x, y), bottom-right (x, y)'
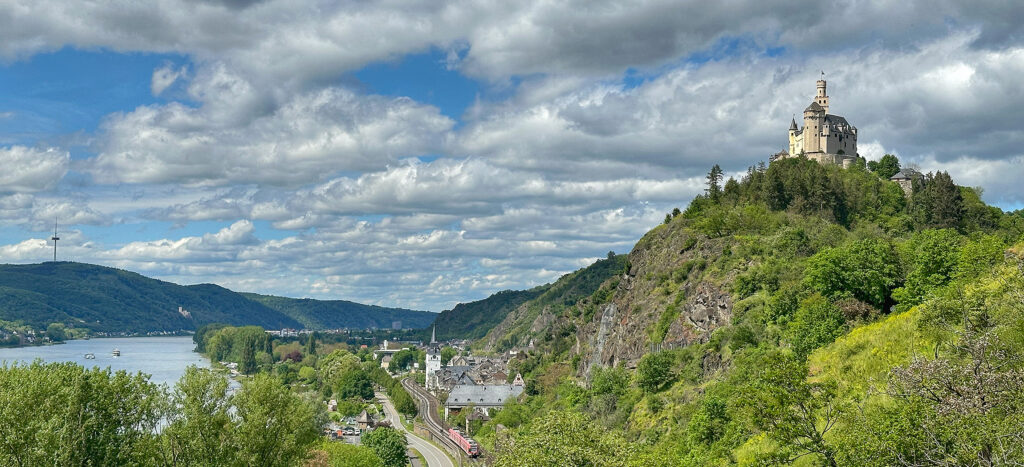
top-left (444, 376), bottom-right (526, 418)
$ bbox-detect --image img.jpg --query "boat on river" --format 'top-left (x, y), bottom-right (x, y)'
top-left (84, 353), bottom-right (95, 359)
top-left (112, 348), bottom-right (120, 357)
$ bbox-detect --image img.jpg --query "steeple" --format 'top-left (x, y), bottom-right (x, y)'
top-left (789, 117), bottom-right (798, 131)
top-left (430, 324), bottom-right (436, 344)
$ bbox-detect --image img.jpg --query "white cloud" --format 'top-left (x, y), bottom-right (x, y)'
top-left (90, 74), bottom-right (454, 186)
top-left (0, 146), bottom-right (69, 193)
top-left (151, 63), bottom-right (187, 96)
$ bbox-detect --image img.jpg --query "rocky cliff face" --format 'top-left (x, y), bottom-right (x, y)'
top-left (483, 216), bottom-right (737, 375)
top-left (580, 220), bottom-right (733, 372)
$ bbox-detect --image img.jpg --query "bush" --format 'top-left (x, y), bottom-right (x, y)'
top-left (635, 351), bottom-right (676, 393)
top-left (788, 294), bottom-right (846, 359)
top-left (804, 238), bottom-right (900, 308)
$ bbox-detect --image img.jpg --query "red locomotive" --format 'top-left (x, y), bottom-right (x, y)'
top-left (448, 428), bottom-right (480, 457)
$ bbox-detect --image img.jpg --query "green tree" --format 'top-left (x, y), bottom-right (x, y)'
top-left (738, 351), bottom-right (843, 466)
top-left (298, 365), bottom-right (316, 383)
top-left (803, 238), bottom-right (900, 308)
top-left (440, 346), bottom-right (457, 366)
top-left (635, 351), bottom-right (675, 393)
top-left (391, 386), bottom-right (418, 417)
top-left (45, 322), bottom-right (66, 341)
top-left (336, 369), bottom-right (374, 400)
top-left (232, 373), bottom-right (325, 467)
top-left (318, 350), bottom-right (363, 388)
top-left (788, 294), bottom-right (846, 359)
top-left (362, 427), bottom-right (408, 467)
top-left (706, 164), bottom-right (724, 200)
top-left (0, 362), bottom-right (165, 466)
top-left (305, 332), bottom-right (318, 356)
top-left (892, 229), bottom-right (963, 311)
top-left (912, 171), bottom-right (964, 229)
top-left (868, 154), bottom-right (901, 179)
top-left (162, 366), bottom-right (234, 466)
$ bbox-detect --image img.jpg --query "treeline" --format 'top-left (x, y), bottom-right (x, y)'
top-left (194, 324), bottom-right (273, 373)
top-left (687, 156), bottom-right (1012, 235)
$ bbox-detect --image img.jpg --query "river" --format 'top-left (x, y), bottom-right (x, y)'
top-left (0, 336), bottom-right (210, 387)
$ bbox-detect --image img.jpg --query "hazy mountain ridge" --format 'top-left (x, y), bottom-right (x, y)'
top-left (241, 293), bottom-right (435, 330)
top-left (0, 262), bottom-right (431, 333)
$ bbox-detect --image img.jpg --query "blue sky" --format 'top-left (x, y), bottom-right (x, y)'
top-left (1, 0), bottom-right (1023, 311)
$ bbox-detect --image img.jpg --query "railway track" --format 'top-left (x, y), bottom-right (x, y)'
top-left (401, 377), bottom-right (490, 464)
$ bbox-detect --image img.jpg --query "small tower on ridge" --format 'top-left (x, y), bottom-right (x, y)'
top-left (50, 219), bottom-right (60, 262)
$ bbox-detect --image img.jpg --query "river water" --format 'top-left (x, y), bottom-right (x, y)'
top-left (0, 336), bottom-right (210, 387)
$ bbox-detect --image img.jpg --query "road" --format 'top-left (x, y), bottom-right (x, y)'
top-left (378, 391), bottom-right (455, 467)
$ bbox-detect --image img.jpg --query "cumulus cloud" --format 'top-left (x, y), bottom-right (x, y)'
top-left (1, 0), bottom-right (1020, 83)
top-left (144, 158), bottom-right (702, 224)
top-left (90, 70), bottom-right (454, 186)
top-left (0, 146), bottom-right (69, 193)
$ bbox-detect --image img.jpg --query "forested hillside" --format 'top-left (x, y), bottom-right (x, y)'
top-left (464, 156), bottom-right (1024, 465)
top-left (0, 262), bottom-right (299, 333)
top-left (0, 262), bottom-right (432, 334)
top-left (430, 288), bottom-right (545, 341)
top-left (242, 293), bottom-right (434, 330)
top-left (428, 254), bottom-right (628, 343)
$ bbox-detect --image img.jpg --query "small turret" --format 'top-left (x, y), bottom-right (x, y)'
top-left (789, 117), bottom-right (798, 131)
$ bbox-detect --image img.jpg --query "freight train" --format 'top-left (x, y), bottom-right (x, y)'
top-left (448, 428), bottom-right (480, 457)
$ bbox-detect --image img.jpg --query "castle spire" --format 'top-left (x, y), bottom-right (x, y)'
top-left (431, 324), bottom-right (436, 344)
top-left (789, 116), bottom-right (798, 131)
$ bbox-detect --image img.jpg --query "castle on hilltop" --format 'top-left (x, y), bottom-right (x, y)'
top-left (772, 78), bottom-right (859, 168)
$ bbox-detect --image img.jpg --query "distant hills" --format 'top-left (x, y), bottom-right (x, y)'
top-left (242, 293), bottom-right (434, 330)
top-left (0, 262), bottom-right (434, 333)
top-left (428, 254), bottom-right (628, 343)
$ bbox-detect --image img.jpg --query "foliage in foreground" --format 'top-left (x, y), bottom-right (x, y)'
top-left (0, 363), bottom-right (326, 467)
top-left (361, 426), bottom-right (409, 467)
